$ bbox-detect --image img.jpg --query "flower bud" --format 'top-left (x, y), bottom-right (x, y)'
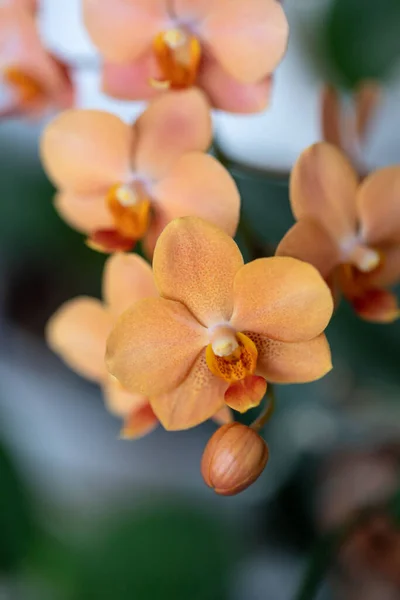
top-left (201, 423), bottom-right (269, 496)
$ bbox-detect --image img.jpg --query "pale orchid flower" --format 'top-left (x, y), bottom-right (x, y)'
top-left (83, 0), bottom-right (289, 114)
top-left (40, 89), bottom-right (240, 254)
top-left (0, 3), bottom-right (73, 118)
top-left (277, 142), bottom-right (400, 322)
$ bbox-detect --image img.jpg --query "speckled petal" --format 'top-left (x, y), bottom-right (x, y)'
top-left (276, 218), bottom-right (341, 279)
top-left (358, 166), bottom-right (400, 245)
top-left (83, 0), bottom-right (168, 61)
top-left (106, 297), bottom-right (207, 396)
top-left (290, 142), bottom-right (359, 240)
top-left (103, 375), bottom-right (149, 418)
top-left (231, 257), bottom-right (333, 342)
top-left (134, 89), bottom-right (212, 180)
top-left (202, 0), bottom-right (289, 83)
top-left (150, 350), bottom-right (227, 431)
top-left (152, 152), bottom-right (240, 237)
top-left (103, 253), bottom-right (157, 317)
top-left (247, 332), bottom-right (332, 383)
top-left (199, 60), bottom-right (272, 113)
top-left (54, 191), bottom-right (113, 234)
top-left (41, 110), bottom-right (132, 193)
top-left (153, 217), bottom-right (244, 327)
top-left (46, 297), bottom-right (112, 382)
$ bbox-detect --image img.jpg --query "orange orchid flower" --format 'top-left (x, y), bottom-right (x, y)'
top-left (277, 142), bottom-right (400, 323)
top-left (83, 0), bottom-right (289, 114)
top-left (40, 89), bottom-right (240, 254)
top-left (0, 3), bottom-right (73, 118)
top-left (47, 252), bottom-right (233, 438)
top-left (106, 217), bottom-right (333, 432)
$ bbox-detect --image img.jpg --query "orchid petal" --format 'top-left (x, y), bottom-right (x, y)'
top-left (41, 110), bottom-right (132, 193)
top-left (290, 142), bottom-right (359, 240)
top-left (231, 257), bottom-right (333, 342)
top-left (151, 152), bottom-right (240, 237)
top-left (202, 0), bottom-right (288, 83)
top-left (46, 297), bottom-right (111, 382)
top-left (150, 350), bottom-right (227, 430)
top-left (54, 191), bottom-right (112, 234)
top-left (103, 253), bottom-right (157, 317)
top-left (134, 89), bottom-right (212, 180)
top-left (106, 297), bottom-right (207, 396)
top-left (103, 375), bottom-right (149, 418)
top-left (153, 217), bottom-right (244, 327)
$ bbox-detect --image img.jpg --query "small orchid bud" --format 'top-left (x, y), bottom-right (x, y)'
top-left (201, 423), bottom-right (269, 496)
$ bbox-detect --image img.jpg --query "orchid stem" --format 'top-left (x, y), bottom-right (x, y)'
top-left (250, 386), bottom-right (275, 432)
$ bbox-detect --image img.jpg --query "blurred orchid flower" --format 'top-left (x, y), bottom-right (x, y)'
top-left (83, 0), bottom-right (289, 113)
top-left (0, 3), bottom-right (73, 118)
top-left (47, 252), bottom-right (233, 438)
top-left (106, 217), bottom-right (333, 431)
top-left (40, 89), bottom-right (240, 254)
top-left (277, 142), bottom-right (400, 323)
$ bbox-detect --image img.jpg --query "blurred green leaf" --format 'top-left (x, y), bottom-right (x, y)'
top-left (325, 0), bottom-right (400, 86)
top-left (0, 440), bottom-right (35, 573)
top-left (72, 503), bottom-right (235, 600)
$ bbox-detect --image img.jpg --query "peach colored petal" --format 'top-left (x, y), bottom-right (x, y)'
top-left (202, 0), bottom-right (289, 83)
top-left (153, 217), bottom-right (244, 327)
top-left (231, 257), bottom-right (333, 343)
top-left (150, 350), bottom-right (227, 430)
top-left (199, 60), bottom-right (272, 113)
top-left (101, 55), bottom-right (161, 101)
top-left (174, 0), bottom-right (215, 18)
top-left (212, 405), bottom-right (233, 425)
top-left (151, 152), bottom-right (240, 237)
top-left (103, 253), bottom-right (157, 317)
top-left (103, 374), bottom-right (149, 418)
top-left (290, 143), bottom-right (359, 240)
top-left (350, 288), bottom-right (399, 324)
top-left (276, 218), bottom-right (341, 279)
top-left (106, 297), bottom-right (207, 396)
top-left (134, 88), bottom-right (212, 180)
top-left (83, 0), bottom-right (168, 62)
top-left (121, 403), bottom-right (159, 439)
top-left (321, 84), bottom-right (342, 148)
top-left (224, 375), bottom-right (266, 413)
top-left (355, 80), bottom-right (381, 140)
top-left (46, 297), bottom-right (112, 383)
top-left (247, 332), bottom-right (332, 383)
top-left (54, 191), bottom-right (113, 234)
top-left (358, 166), bottom-right (400, 245)
top-left (356, 245), bottom-right (400, 289)
top-left (40, 110), bottom-right (132, 193)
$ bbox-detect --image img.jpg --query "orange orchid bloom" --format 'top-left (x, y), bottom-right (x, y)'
top-left (47, 252), bottom-right (233, 438)
top-left (277, 142), bottom-right (400, 323)
top-left (83, 0), bottom-right (289, 114)
top-left (40, 89), bottom-right (240, 254)
top-left (106, 217), bottom-right (333, 432)
top-left (0, 3), bottom-right (73, 118)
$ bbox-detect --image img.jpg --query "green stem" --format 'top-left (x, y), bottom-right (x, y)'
top-left (251, 386), bottom-right (275, 432)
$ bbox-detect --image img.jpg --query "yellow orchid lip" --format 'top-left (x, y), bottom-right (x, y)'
top-left (3, 65), bottom-right (43, 105)
top-left (106, 181), bottom-right (152, 241)
top-left (206, 330), bottom-right (258, 384)
top-left (152, 27), bottom-right (201, 90)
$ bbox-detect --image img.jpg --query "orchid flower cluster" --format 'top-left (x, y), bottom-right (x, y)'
top-left (4, 0), bottom-right (400, 496)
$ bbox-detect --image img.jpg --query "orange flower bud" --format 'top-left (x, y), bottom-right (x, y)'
top-left (201, 423), bottom-right (269, 496)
